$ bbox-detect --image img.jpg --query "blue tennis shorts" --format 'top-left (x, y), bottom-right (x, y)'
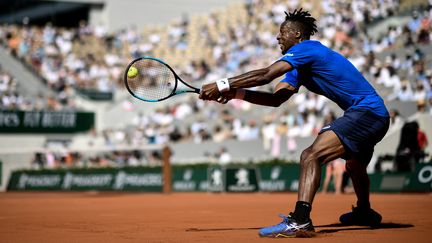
top-left (319, 109), bottom-right (390, 160)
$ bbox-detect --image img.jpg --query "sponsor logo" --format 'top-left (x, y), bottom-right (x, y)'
top-left (198, 181), bottom-right (209, 191)
top-left (173, 169), bottom-right (196, 191)
top-left (271, 166), bottom-right (281, 180)
top-left (18, 173), bottom-right (62, 189)
top-left (228, 168), bottom-right (256, 191)
top-left (290, 180), bottom-right (299, 191)
top-left (183, 169), bottom-right (193, 180)
top-left (63, 172), bottom-right (113, 189)
top-left (113, 171), bottom-right (162, 190)
top-left (418, 165), bottom-right (432, 187)
top-left (210, 169), bottom-right (223, 187)
top-left (236, 168), bottom-right (249, 186)
top-left (260, 166), bottom-right (286, 191)
top-left (207, 168), bottom-right (224, 191)
top-left (0, 111), bottom-right (20, 127)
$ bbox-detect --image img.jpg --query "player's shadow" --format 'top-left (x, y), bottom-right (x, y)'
top-left (186, 227), bottom-right (260, 232)
top-left (315, 222), bottom-right (414, 233)
top-left (186, 223), bottom-right (413, 233)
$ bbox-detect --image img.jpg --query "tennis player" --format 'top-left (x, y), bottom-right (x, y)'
top-left (199, 9), bottom-right (390, 238)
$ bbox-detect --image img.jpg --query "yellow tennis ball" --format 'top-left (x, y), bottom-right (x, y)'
top-left (128, 66), bottom-right (138, 78)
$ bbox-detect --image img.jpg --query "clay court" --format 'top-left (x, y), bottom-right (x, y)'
top-left (0, 192), bottom-right (430, 243)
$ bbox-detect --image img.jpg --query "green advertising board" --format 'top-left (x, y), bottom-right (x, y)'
top-left (225, 166), bottom-right (259, 192)
top-left (367, 163), bottom-right (432, 192)
top-left (403, 163), bottom-right (432, 192)
top-left (369, 173), bottom-right (408, 192)
top-left (259, 164), bottom-right (300, 192)
top-left (7, 163), bottom-right (431, 192)
top-left (172, 166), bottom-right (208, 192)
top-left (0, 110), bottom-right (94, 133)
top-left (8, 167), bottom-right (163, 192)
top-left (207, 165), bottom-right (225, 192)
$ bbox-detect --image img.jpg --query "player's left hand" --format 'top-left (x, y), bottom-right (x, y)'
top-left (199, 82), bottom-right (220, 101)
top-left (216, 89), bottom-right (237, 104)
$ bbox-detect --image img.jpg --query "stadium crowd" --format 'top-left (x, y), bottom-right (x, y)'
top-left (0, 0), bottom-right (431, 168)
top-left (0, 65), bottom-right (20, 109)
top-left (31, 148), bottom-right (162, 169)
top-left (0, 64), bottom-right (76, 111)
top-left (105, 0), bottom-right (432, 150)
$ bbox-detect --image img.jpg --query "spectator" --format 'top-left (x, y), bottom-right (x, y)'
top-left (262, 116), bottom-right (276, 153)
top-left (395, 121), bottom-right (421, 172)
top-left (271, 121), bottom-right (288, 157)
top-left (218, 147), bottom-right (232, 165)
top-left (389, 81), bottom-right (414, 101)
top-left (417, 124), bottom-right (429, 161)
top-left (322, 158), bottom-right (346, 194)
top-left (388, 109), bottom-right (404, 132)
top-left (414, 79), bottom-right (427, 103)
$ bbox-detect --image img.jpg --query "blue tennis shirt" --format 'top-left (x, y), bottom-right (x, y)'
top-left (279, 40), bottom-right (389, 117)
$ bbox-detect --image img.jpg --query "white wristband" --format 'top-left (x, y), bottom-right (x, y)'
top-left (235, 89), bottom-right (246, 100)
top-left (216, 78), bottom-right (230, 92)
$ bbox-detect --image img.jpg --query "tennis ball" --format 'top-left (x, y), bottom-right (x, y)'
top-left (128, 66), bottom-right (138, 78)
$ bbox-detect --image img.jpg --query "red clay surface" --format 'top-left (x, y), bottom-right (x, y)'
top-left (0, 192), bottom-right (430, 243)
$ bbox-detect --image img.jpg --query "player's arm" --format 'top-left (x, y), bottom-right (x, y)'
top-left (239, 82), bottom-right (296, 107)
top-left (200, 61), bottom-right (293, 101)
top-left (218, 82), bottom-right (296, 107)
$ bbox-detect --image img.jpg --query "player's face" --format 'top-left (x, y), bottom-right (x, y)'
top-left (277, 22), bottom-right (299, 54)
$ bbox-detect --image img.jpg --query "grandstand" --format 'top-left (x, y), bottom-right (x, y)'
top-left (0, 0), bottom-right (431, 192)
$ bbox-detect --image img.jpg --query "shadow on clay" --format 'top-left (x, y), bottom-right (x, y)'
top-left (185, 222), bottom-right (414, 233)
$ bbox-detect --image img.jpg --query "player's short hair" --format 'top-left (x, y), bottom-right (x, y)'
top-left (283, 8), bottom-right (318, 39)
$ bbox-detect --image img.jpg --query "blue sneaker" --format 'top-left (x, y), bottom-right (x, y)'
top-left (259, 213), bottom-right (315, 238)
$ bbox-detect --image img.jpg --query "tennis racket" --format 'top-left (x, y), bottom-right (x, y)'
top-left (124, 56), bottom-right (201, 102)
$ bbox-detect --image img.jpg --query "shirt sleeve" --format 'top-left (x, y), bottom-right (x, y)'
top-left (278, 42), bottom-right (316, 69)
top-left (280, 69), bottom-right (301, 90)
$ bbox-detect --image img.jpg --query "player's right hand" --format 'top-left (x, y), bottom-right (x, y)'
top-left (199, 82), bottom-right (220, 101)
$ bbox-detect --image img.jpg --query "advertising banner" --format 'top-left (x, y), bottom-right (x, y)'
top-left (225, 166), bottom-right (259, 192)
top-left (8, 167), bottom-right (162, 192)
top-left (7, 163), bottom-right (431, 192)
top-left (0, 110), bottom-right (94, 133)
top-left (404, 163), bottom-right (432, 192)
top-left (172, 166), bottom-right (208, 192)
top-left (259, 164), bottom-right (300, 192)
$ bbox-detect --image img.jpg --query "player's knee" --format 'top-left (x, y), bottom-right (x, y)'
top-left (300, 147), bottom-right (313, 162)
top-left (345, 160), bottom-right (366, 174)
top-left (345, 162), bottom-right (354, 174)
top-left (300, 147), bottom-right (322, 166)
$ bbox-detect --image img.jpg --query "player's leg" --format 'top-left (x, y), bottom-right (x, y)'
top-left (297, 130), bottom-right (345, 203)
top-left (346, 155), bottom-right (371, 208)
top-left (260, 109), bottom-right (389, 237)
top-left (259, 130), bottom-right (345, 238)
top-left (340, 151), bottom-right (382, 226)
top-left (335, 110), bottom-right (389, 227)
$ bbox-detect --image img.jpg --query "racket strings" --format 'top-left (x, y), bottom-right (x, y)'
top-left (126, 59), bottom-right (176, 101)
